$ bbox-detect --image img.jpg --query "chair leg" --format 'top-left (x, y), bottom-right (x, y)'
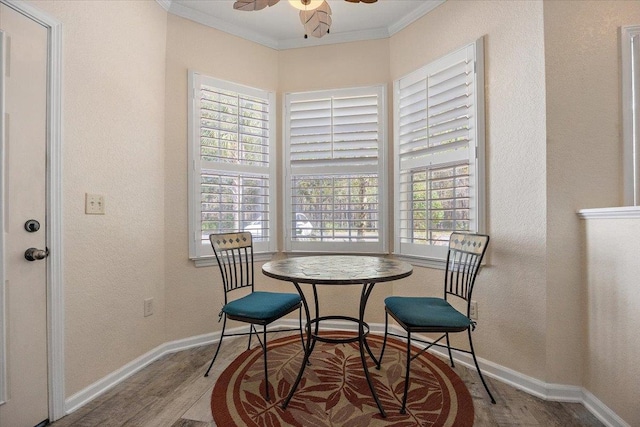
top-left (445, 332), bottom-right (455, 367)
top-left (247, 324), bottom-right (255, 350)
top-left (298, 306), bottom-right (305, 352)
top-left (376, 311), bottom-right (389, 370)
top-left (205, 314), bottom-right (227, 377)
top-left (263, 325), bottom-right (270, 401)
top-left (467, 328), bottom-right (496, 404)
top-left (400, 330), bottom-right (412, 414)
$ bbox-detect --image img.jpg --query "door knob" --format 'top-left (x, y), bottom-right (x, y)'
top-left (25, 247), bottom-right (49, 261)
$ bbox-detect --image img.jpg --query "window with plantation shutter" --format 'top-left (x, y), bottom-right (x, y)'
top-left (394, 39), bottom-right (485, 265)
top-left (188, 71), bottom-right (276, 262)
top-left (284, 85), bottom-right (388, 253)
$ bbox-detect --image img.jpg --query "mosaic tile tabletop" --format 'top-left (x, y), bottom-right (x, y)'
top-left (262, 255), bottom-right (413, 285)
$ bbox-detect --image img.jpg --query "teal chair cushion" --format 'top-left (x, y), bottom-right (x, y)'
top-left (223, 291), bottom-right (301, 320)
top-left (385, 296), bottom-right (471, 330)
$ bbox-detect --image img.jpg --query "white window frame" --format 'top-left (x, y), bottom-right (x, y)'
top-left (394, 38), bottom-right (485, 268)
top-left (283, 85), bottom-right (388, 254)
top-left (622, 25), bottom-right (640, 206)
top-left (188, 71), bottom-right (277, 265)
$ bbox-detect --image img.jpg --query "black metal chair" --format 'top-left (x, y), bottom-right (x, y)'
top-left (377, 232), bottom-right (495, 413)
top-left (204, 232), bottom-right (303, 401)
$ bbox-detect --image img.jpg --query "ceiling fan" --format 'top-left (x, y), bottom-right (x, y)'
top-left (233, 0), bottom-right (378, 39)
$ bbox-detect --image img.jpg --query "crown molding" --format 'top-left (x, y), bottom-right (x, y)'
top-left (156, 0), bottom-right (171, 12)
top-left (166, 0), bottom-right (281, 49)
top-left (388, 0), bottom-right (445, 36)
top-left (277, 26), bottom-right (390, 50)
top-left (157, 0), bottom-right (446, 51)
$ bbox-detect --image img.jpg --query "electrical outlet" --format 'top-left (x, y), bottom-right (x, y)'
top-left (144, 298), bottom-right (154, 317)
top-left (470, 300), bottom-right (478, 320)
top-left (85, 193), bottom-right (105, 215)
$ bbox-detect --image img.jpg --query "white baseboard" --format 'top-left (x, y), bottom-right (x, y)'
top-left (582, 389), bottom-right (632, 427)
top-left (394, 327), bottom-right (629, 427)
top-left (64, 330), bottom-right (222, 414)
top-left (63, 320), bottom-right (629, 427)
top-left (396, 328), bottom-right (629, 427)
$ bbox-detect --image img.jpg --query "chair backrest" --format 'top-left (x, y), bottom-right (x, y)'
top-left (444, 233), bottom-right (490, 305)
top-left (209, 232), bottom-right (255, 300)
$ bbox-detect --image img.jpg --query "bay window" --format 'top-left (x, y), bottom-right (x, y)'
top-left (284, 86), bottom-right (388, 253)
top-left (394, 39), bottom-right (485, 266)
top-left (188, 71), bottom-right (276, 262)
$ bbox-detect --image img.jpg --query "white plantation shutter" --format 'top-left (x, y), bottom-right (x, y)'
top-left (622, 26), bottom-right (640, 206)
top-left (189, 72), bottom-right (276, 260)
top-left (395, 39), bottom-right (485, 263)
top-left (199, 85), bottom-right (270, 167)
top-left (289, 94), bottom-right (380, 166)
top-left (285, 86), bottom-right (387, 253)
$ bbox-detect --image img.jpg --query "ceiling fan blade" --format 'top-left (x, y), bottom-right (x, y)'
top-left (233, 0), bottom-right (280, 11)
top-left (345, 0), bottom-right (377, 3)
top-left (300, 1), bottom-right (332, 38)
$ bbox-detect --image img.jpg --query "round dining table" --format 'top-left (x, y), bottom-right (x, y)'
top-left (262, 255), bottom-right (413, 417)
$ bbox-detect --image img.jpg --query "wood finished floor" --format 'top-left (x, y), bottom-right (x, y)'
top-left (51, 332), bottom-right (604, 427)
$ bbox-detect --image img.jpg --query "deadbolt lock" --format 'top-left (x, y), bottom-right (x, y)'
top-left (24, 219), bottom-right (41, 233)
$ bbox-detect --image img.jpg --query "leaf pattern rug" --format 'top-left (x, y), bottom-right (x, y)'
top-left (211, 332), bottom-right (474, 426)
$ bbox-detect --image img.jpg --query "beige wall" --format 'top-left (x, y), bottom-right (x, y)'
top-left (26, 0), bottom-right (168, 396)
top-left (164, 25), bottom-right (392, 334)
top-left (277, 40), bottom-right (390, 93)
top-left (544, 1), bottom-right (640, 423)
top-left (163, 14), bottom-right (280, 341)
top-left (582, 217), bottom-right (640, 426)
top-left (544, 0), bottom-right (640, 387)
top-left (391, 0), bottom-right (549, 379)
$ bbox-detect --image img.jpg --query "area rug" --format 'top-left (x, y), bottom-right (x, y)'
top-left (211, 332), bottom-right (473, 426)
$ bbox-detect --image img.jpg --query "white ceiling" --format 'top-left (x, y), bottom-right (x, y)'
top-left (159, 0), bottom-right (445, 50)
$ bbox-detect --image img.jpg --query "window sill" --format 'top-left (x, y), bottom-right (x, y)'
top-left (577, 206), bottom-right (640, 219)
top-left (193, 251), bottom-right (276, 268)
top-left (392, 253), bottom-right (489, 271)
top-left (392, 253), bottom-right (447, 270)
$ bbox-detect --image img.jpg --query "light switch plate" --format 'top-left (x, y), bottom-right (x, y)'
top-left (85, 193), bottom-right (105, 215)
top-left (470, 300), bottom-right (478, 320)
top-left (144, 298), bottom-right (154, 317)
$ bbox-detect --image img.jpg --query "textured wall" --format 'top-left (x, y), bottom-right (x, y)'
top-left (163, 14), bottom-right (280, 341)
top-left (544, 0), bottom-right (640, 386)
top-left (390, 0), bottom-right (549, 379)
top-left (583, 217), bottom-right (640, 426)
top-left (544, 1), bottom-right (640, 424)
top-left (28, 0), bottom-right (168, 396)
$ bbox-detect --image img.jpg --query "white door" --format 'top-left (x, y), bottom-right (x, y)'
top-left (0, 3), bottom-right (49, 426)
